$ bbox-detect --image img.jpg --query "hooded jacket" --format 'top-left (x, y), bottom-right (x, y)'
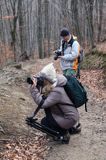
top-left (30, 74), bottom-right (79, 129)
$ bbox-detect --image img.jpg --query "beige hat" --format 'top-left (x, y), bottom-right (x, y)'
top-left (39, 63), bottom-right (57, 83)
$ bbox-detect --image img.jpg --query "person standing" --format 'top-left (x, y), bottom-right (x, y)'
top-left (54, 28), bottom-right (80, 77)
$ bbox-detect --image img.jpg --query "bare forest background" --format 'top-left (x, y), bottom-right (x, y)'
top-left (0, 0), bottom-right (106, 67)
top-left (0, 1), bottom-right (106, 159)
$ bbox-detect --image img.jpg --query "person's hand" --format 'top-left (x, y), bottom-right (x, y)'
top-left (58, 55), bottom-right (64, 59)
top-left (32, 76), bottom-right (37, 86)
top-left (53, 50), bottom-right (57, 53)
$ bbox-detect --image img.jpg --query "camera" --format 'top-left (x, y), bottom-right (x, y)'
top-left (54, 50), bottom-right (62, 60)
top-left (27, 77), bottom-right (44, 90)
top-left (27, 77), bottom-right (33, 85)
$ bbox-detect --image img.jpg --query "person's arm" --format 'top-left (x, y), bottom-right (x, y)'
top-left (30, 85), bottom-right (43, 105)
top-left (41, 90), bottom-right (61, 108)
top-left (59, 41), bottom-right (80, 61)
top-left (30, 86), bottom-right (61, 109)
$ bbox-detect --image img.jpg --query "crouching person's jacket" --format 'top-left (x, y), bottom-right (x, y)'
top-left (30, 75), bottom-right (79, 129)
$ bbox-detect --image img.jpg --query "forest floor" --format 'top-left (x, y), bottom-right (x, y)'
top-left (0, 56), bottom-right (106, 160)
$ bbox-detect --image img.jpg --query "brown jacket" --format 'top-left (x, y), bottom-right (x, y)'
top-left (30, 75), bottom-right (79, 129)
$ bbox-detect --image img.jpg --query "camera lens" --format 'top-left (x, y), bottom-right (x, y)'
top-left (54, 56), bottom-right (58, 60)
top-left (27, 77), bottom-right (33, 84)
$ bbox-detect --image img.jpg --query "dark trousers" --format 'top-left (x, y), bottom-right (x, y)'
top-left (41, 109), bottom-right (67, 136)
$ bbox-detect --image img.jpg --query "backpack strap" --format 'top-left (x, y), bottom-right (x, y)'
top-left (76, 63), bottom-right (81, 79)
top-left (85, 103), bottom-right (87, 112)
top-left (68, 36), bottom-right (75, 47)
top-left (61, 40), bottom-right (65, 53)
top-left (61, 36), bottom-right (75, 53)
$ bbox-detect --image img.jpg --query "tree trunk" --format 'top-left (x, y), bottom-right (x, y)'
top-left (37, 0), bottom-right (44, 59)
top-left (83, 0), bottom-right (95, 48)
top-left (97, 0), bottom-right (104, 42)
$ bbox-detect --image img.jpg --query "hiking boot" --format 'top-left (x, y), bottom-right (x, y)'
top-left (62, 132), bottom-right (70, 144)
top-left (53, 132), bottom-right (70, 144)
top-left (68, 123), bottom-right (81, 135)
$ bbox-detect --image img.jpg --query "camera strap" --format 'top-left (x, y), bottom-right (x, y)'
top-left (62, 36), bottom-right (74, 55)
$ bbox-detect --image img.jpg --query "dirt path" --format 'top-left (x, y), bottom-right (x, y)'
top-left (0, 60), bottom-right (106, 160)
top-left (46, 91), bottom-right (106, 160)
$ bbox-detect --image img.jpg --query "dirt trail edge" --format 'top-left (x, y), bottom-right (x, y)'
top-left (0, 60), bottom-right (106, 160)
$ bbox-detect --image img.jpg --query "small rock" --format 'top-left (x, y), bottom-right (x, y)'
top-left (13, 64), bottom-right (22, 69)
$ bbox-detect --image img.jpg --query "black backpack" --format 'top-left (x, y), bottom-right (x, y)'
top-left (63, 76), bottom-right (88, 112)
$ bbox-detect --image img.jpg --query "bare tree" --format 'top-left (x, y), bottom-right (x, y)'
top-left (71, 0), bottom-right (82, 42)
top-left (0, 0), bottom-right (106, 66)
top-left (44, 0), bottom-right (51, 57)
top-left (97, 0), bottom-right (104, 42)
top-left (37, 0), bottom-right (44, 59)
top-left (83, 0), bottom-right (95, 48)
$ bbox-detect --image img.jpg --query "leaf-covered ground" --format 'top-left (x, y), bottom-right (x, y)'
top-left (0, 57), bottom-right (106, 160)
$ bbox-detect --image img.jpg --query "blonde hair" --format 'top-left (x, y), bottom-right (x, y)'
top-left (42, 79), bottom-right (53, 97)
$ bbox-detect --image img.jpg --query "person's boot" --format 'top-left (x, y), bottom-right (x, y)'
top-left (68, 123), bottom-right (81, 135)
top-left (62, 131), bottom-right (70, 144)
top-left (53, 131), bottom-right (70, 144)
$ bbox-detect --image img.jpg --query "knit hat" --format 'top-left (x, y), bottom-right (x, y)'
top-left (60, 28), bottom-right (70, 37)
top-left (39, 63), bottom-right (57, 83)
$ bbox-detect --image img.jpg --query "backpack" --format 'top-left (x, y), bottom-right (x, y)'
top-left (63, 76), bottom-right (88, 112)
top-left (62, 36), bottom-right (84, 78)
